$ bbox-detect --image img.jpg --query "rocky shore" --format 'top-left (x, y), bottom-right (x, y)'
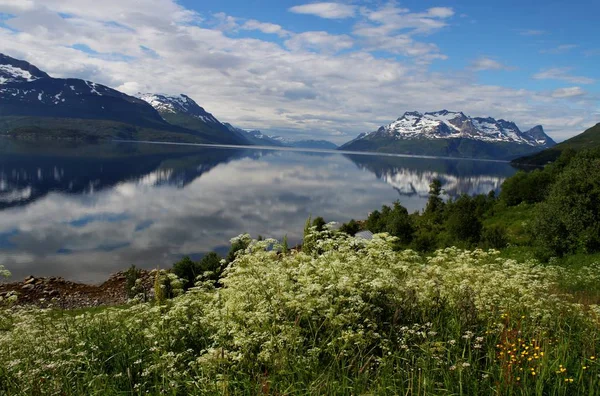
top-left (0, 270), bottom-right (155, 309)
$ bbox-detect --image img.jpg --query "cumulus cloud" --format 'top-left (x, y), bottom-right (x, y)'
top-left (551, 86), bottom-right (586, 98)
top-left (533, 68), bottom-right (595, 85)
top-left (242, 20), bottom-right (291, 37)
top-left (470, 57), bottom-right (514, 71)
top-left (289, 2), bottom-right (356, 19)
top-left (285, 31), bottom-right (353, 53)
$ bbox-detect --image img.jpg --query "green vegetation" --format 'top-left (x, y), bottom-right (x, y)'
top-left (0, 116), bottom-right (212, 143)
top-left (341, 147), bottom-right (600, 262)
top-left (1, 234), bottom-right (600, 394)
top-left (513, 123), bottom-right (600, 166)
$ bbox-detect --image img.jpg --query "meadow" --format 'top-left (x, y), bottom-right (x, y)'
top-left (1, 230), bottom-right (600, 395)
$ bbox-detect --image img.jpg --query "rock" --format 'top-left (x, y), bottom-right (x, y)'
top-left (24, 277), bottom-right (35, 285)
top-left (22, 284), bottom-right (35, 290)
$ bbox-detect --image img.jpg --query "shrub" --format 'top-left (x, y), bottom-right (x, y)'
top-left (125, 264), bottom-right (145, 300)
top-left (481, 224), bottom-right (508, 249)
top-left (172, 256), bottom-right (198, 290)
top-left (532, 155), bottom-right (600, 257)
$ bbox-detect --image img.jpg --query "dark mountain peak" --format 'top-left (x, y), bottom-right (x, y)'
top-left (0, 53), bottom-right (50, 83)
top-left (399, 111), bottom-right (423, 120)
top-left (523, 125), bottom-right (556, 146)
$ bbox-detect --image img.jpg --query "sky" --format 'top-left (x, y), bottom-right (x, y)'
top-left (0, 0), bottom-right (598, 143)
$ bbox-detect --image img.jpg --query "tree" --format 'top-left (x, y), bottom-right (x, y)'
top-left (445, 195), bottom-right (483, 246)
top-left (282, 235), bottom-right (289, 253)
top-left (339, 219), bottom-right (361, 236)
top-left (424, 179), bottom-right (444, 216)
top-left (532, 155), bottom-right (600, 257)
top-left (312, 217), bottom-right (326, 232)
top-left (172, 256), bottom-right (198, 290)
top-left (384, 202), bottom-right (414, 245)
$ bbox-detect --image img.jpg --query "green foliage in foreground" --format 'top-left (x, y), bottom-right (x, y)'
top-left (2, 233), bottom-right (600, 395)
top-left (341, 147), bottom-right (600, 261)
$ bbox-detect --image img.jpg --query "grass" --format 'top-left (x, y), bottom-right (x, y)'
top-left (1, 233), bottom-right (600, 395)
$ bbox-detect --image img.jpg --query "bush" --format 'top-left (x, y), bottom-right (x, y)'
top-left (125, 264), bottom-right (146, 300)
top-left (444, 195), bottom-right (482, 246)
top-left (172, 256), bottom-right (198, 290)
top-left (339, 219), bottom-right (361, 236)
top-left (500, 170), bottom-right (553, 206)
top-left (532, 155), bottom-right (600, 257)
top-left (481, 225), bottom-right (508, 249)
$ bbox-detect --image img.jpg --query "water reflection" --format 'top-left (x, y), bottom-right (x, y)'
top-left (0, 140), bottom-right (516, 282)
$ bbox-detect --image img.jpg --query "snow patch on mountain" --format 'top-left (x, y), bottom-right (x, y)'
top-left (0, 64), bottom-right (39, 85)
top-left (137, 93), bottom-right (221, 124)
top-left (358, 110), bottom-right (554, 147)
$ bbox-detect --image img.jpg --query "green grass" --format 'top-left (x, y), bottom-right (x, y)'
top-left (483, 202), bottom-right (536, 246)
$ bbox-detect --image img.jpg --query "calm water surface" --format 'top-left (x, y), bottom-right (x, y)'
top-left (0, 140), bottom-right (517, 282)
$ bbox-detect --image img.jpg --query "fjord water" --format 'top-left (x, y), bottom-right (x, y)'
top-left (0, 140), bottom-right (516, 282)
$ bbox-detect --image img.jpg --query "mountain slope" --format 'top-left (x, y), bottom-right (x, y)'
top-left (340, 110), bottom-right (555, 160)
top-left (0, 53), bottom-right (240, 144)
top-left (512, 123), bottom-right (600, 166)
top-left (137, 94), bottom-right (250, 145)
top-left (222, 123), bottom-right (283, 146)
top-left (0, 54), bottom-right (168, 129)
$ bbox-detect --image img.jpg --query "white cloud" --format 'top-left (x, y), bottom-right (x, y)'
top-left (540, 44), bottom-right (578, 54)
top-left (242, 20), bottom-right (290, 37)
top-left (426, 7), bottom-right (455, 18)
top-left (289, 2), bottom-right (356, 19)
top-left (533, 68), bottom-right (595, 85)
top-left (551, 86), bottom-right (586, 98)
top-left (471, 57), bottom-right (514, 71)
top-left (285, 31), bottom-right (353, 53)
top-left (351, 4), bottom-right (453, 61)
top-left (0, 0), bottom-right (35, 11)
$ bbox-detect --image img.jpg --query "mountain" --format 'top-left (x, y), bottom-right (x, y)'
top-left (137, 94), bottom-right (250, 145)
top-left (512, 123), bottom-right (600, 166)
top-left (223, 123), bottom-right (284, 146)
top-left (0, 53), bottom-right (245, 144)
top-left (223, 125), bottom-right (338, 149)
top-left (339, 110), bottom-right (555, 160)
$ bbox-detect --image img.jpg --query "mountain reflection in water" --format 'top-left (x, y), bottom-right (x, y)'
top-left (0, 140), bottom-right (516, 282)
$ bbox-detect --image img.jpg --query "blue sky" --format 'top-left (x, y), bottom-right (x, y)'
top-left (0, 0), bottom-right (598, 142)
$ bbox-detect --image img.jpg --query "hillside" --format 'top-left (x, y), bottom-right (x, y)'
top-left (512, 123), bottom-right (600, 166)
top-left (0, 54), bottom-right (241, 144)
top-left (137, 94), bottom-right (250, 145)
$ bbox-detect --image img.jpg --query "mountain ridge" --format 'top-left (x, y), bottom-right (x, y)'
top-left (339, 110), bottom-right (555, 160)
top-left (512, 123), bottom-right (600, 166)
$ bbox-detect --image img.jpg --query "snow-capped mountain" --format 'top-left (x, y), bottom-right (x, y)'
top-left (137, 93), bottom-right (221, 125)
top-left (0, 53), bottom-right (166, 128)
top-left (137, 93), bottom-right (250, 145)
top-left (0, 53), bottom-right (249, 145)
top-left (340, 110), bottom-right (555, 160)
